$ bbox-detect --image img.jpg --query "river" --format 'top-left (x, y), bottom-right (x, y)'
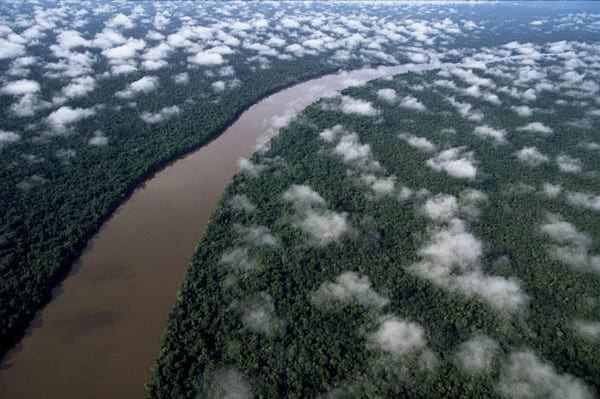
top-left (0, 63), bottom-right (446, 399)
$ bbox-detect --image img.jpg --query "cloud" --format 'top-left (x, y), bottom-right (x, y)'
top-left (556, 155), bottom-right (582, 174)
top-left (115, 76), bottom-right (159, 98)
top-left (565, 191), bottom-right (600, 212)
top-left (212, 81), bottom-right (226, 92)
top-left (281, 17), bottom-right (300, 29)
top-left (46, 106), bottom-right (96, 133)
top-left (540, 213), bottom-right (600, 273)
top-left (60, 75), bottom-right (96, 99)
top-left (283, 185), bottom-right (325, 207)
top-left (238, 158), bottom-right (265, 177)
top-left (312, 271), bottom-right (389, 309)
top-left (140, 105), bottom-right (180, 124)
top-left (446, 97), bottom-right (483, 122)
top-left (497, 351), bottom-right (593, 399)
top-left (0, 38), bottom-right (25, 59)
top-left (335, 133), bottom-right (373, 163)
top-left (371, 316), bottom-right (427, 355)
top-left (235, 292), bottom-right (282, 336)
top-left (88, 130), bottom-right (108, 146)
top-left (517, 122), bottom-right (553, 134)
top-left (426, 147), bottom-right (478, 180)
top-left (1, 79), bottom-right (40, 95)
top-left (512, 105), bottom-right (533, 117)
top-left (298, 209), bottom-right (350, 246)
top-left (228, 194), bottom-right (256, 213)
top-left (190, 51), bottom-right (225, 65)
top-left (173, 72), bottom-right (189, 84)
top-left (220, 247), bottom-right (256, 271)
top-left (107, 13), bottom-right (134, 29)
top-left (542, 183), bottom-right (562, 198)
top-left (377, 88), bottom-right (397, 102)
top-left (340, 96), bottom-right (379, 116)
top-left (516, 147), bottom-right (549, 166)
top-left (319, 125), bottom-right (344, 143)
top-left (56, 30), bottom-right (90, 49)
top-left (423, 194), bottom-right (459, 222)
top-left (203, 368), bottom-right (253, 399)
top-left (102, 39), bottom-right (145, 60)
top-left (0, 130), bottom-right (20, 145)
top-left (455, 334), bottom-right (499, 374)
top-left (574, 320), bottom-right (600, 341)
top-left (234, 224), bottom-right (279, 247)
top-left (399, 95), bottom-right (426, 111)
top-left (360, 174), bottom-right (396, 196)
top-left (474, 125), bottom-right (506, 144)
top-left (410, 219), bottom-right (527, 312)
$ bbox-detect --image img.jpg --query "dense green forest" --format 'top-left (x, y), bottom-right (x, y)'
top-left (0, 0), bottom-right (599, 396)
top-left (149, 60), bottom-right (600, 397)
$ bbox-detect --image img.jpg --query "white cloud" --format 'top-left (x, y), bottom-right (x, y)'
top-left (446, 97), bottom-right (483, 122)
top-left (0, 130), bottom-right (20, 145)
top-left (140, 105), bottom-right (180, 124)
top-left (298, 209), bottom-right (350, 246)
top-left (361, 174), bottom-right (396, 195)
top-left (340, 96), bottom-right (378, 116)
top-left (0, 38), bottom-right (25, 59)
top-left (410, 219), bottom-right (527, 312)
top-left (219, 247), bottom-right (256, 271)
top-left (556, 155), bottom-right (582, 174)
top-left (512, 105), bottom-right (533, 117)
top-left (540, 213), bottom-right (600, 273)
top-left (115, 76), bottom-right (159, 98)
top-left (312, 271), bottom-right (389, 309)
top-left (335, 133), bottom-right (372, 162)
top-left (107, 13), bottom-right (134, 29)
top-left (566, 191), bottom-right (600, 212)
top-left (516, 147), bottom-right (549, 166)
top-left (46, 106), bottom-right (95, 133)
top-left (474, 125), bottom-right (506, 144)
top-left (455, 334), bottom-right (499, 374)
top-left (377, 88), bottom-right (397, 102)
top-left (204, 368), bottom-right (252, 399)
top-left (238, 158), bottom-right (265, 177)
top-left (426, 147), bottom-right (478, 180)
top-left (212, 80), bottom-right (226, 92)
top-left (1, 79), bottom-right (40, 96)
top-left (399, 95), bottom-right (426, 111)
top-left (398, 133), bottom-right (435, 152)
top-left (60, 75), bottom-right (96, 98)
top-left (517, 122), bottom-right (553, 134)
top-left (102, 39), bottom-right (145, 60)
top-left (228, 194), bottom-right (256, 213)
top-left (498, 351), bottom-right (593, 399)
top-left (281, 17), bottom-right (300, 29)
top-left (283, 185), bottom-right (325, 207)
top-left (423, 194), bottom-right (459, 222)
top-left (173, 72), bottom-right (189, 84)
top-left (190, 51), bottom-right (225, 65)
top-left (319, 125), bottom-right (344, 143)
top-left (238, 292), bottom-right (281, 336)
top-left (88, 130), bottom-right (108, 146)
top-left (542, 183), bottom-right (562, 198)
top-left (234, 224), bottom-right (279, 247)
top-left (371, 316), bottom-right (426, 355)
top-left (575, 320), bottom-right (600, 341)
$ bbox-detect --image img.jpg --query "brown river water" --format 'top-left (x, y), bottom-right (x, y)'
top-left (0, 63), bottom-right (445, 399)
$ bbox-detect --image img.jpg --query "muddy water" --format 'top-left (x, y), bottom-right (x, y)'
top-left (0, 63), bottom-right (444, 399)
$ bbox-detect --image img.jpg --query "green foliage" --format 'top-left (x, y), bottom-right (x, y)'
top-left (149, 69), bottom-right (600, 398)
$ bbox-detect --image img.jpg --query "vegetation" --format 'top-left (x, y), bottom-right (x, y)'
top-left (149, 68), bottom-right (600, 398)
